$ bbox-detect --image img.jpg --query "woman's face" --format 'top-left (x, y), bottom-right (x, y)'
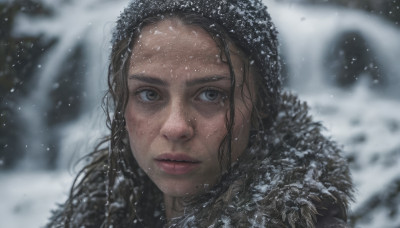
top-left (125, 19), bottom-right (253, 198)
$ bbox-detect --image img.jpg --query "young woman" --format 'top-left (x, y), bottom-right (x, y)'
top-left (47, 0), bottom-right (353, 227)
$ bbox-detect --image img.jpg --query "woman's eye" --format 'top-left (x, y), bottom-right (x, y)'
top-left (136, 89), bottom-right (160, 102)
top-left (198, 89), bottom-right (225, 102)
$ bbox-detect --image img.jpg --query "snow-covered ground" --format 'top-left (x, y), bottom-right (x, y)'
top-left (0, 171), bottom-right (73, 228)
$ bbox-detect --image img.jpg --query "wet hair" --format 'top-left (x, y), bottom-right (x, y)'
top-left (63, 12), bottom-right (280, 227)
top-left (106, 12), bottom-right (276, 224)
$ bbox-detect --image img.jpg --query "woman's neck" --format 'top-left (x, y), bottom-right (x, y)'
top-left (164, 195), bottom-right (185, 221)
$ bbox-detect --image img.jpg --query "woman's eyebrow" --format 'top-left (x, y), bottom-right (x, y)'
top-left (186, 75), bottom-right (230, 86)
top-left (128, 74), bottom-right (230, 86)
top-left (128, 74), bottom-right (168, 86)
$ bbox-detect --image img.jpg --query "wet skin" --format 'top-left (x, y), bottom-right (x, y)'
top-left (125, 18), bottom-right (254, 219)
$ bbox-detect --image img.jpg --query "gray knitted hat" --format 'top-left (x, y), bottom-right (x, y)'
top-left (112, 0), bottom-right (281, 112)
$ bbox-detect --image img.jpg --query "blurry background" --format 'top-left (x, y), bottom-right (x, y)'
top-left (1, 0), bottom-right (399, 227)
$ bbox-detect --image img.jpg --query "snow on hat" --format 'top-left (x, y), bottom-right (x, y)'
top-left (112, 0), bottom-right (281, 107)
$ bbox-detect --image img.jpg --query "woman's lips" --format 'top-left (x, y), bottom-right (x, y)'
top-left (155, 153), bottom-right (200, 175)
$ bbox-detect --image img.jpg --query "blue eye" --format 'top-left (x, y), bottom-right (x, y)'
top-left (198, 89), bottom-right (224, 102)
top-left (137, 89), bottom-right (160, 102)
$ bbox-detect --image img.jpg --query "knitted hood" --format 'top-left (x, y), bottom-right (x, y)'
top-left (113, 0), bottom-right (281, 104)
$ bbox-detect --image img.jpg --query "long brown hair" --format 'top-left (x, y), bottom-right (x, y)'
top-left (65, 12), bottom-right (278, 227)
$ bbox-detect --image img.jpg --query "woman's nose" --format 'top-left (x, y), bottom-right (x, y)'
top-left (160, 102), bottom-right (194, 142)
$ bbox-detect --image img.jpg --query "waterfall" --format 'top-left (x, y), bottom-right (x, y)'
top-left (11, 0), bottom-right (128, 169)
top-left (2, 0), bottom-right (400, 227)
top-left (8, 0), bottom-right (400, 170)
top-left (267, 0), bottom-right (400, 97)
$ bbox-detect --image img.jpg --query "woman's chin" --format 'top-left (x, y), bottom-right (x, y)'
top-left (158, 181), bottom-right (211, 199)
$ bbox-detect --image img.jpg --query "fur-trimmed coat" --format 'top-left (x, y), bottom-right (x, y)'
top-left (47, 93), bottom-right (353, 228)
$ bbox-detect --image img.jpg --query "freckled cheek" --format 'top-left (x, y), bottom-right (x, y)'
top-left (205, 125), bottom-right (221, 138)
top-left (125, 112), bottom-right (160, 174)
top-left (201, 123), bottom-right (226, 156)
top-left (124, 110), bottom-right (157, 147)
